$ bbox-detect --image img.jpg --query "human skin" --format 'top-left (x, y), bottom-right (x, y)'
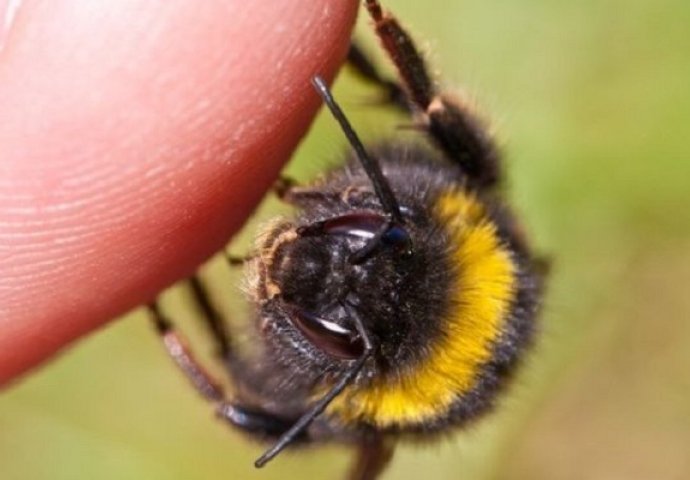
top-left (0, 0), bottom-right (359, 385)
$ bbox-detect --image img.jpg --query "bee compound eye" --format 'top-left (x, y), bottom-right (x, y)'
top-left (322, 212), bottom-right (387, 239)
top-left (288, 306), bottom-right (364, 360)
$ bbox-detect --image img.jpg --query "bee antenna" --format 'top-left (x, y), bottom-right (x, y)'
top-left (312, 75), bottom-right (404, 225)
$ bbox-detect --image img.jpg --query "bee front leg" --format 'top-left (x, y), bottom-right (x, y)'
top-left (215, 403), bottom-right (306, 441)
top-left (147, 302), bottom-right (306, 441)
top-left (148, 301), bottom-right (225, 402)
top-left (187, 275), bottom-right (231, 357)
top-left (273, 176), bottom-right (344, 207)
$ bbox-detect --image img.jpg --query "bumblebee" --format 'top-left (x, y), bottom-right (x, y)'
top-left (149, 1), bottom-right (544, 479)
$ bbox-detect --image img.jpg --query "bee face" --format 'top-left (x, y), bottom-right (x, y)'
top-left (252, 167), bottom-right (446, 359)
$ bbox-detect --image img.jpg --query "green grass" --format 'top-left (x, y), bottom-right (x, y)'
top-left (2, 1), bottom-right (690, 478)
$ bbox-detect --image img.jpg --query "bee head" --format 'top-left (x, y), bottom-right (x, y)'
top-left (258, 211), bottom-right (416, 361)
top-left (250, 77), bottom-right (449, 366)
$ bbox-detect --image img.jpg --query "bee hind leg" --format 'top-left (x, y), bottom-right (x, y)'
top-left (364, 0), bottom-right (500, 187)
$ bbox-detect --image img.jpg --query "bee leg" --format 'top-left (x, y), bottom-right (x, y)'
top-left (188, 275), bottom-right (231, 357)
top-left (148, 301), bottom-right (225, 401)
top-left (274, 176), bottom-right (343, 207)
top-left (347, 43), bottom-right (408, 112)
top-left (148, 301), bottom-right (310, 440)
top-left (224, 253), bottom-right (250, 267)
top-left (364, 0), bottom-right (499, 186)
top-left (273, 176), bottom-right (298, 200)
top-left (216, 403), bottom-right (307, 441)
top-left (349, 435), bottom-right (396, 480)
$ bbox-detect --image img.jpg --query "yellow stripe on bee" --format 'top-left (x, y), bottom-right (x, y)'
top-left (328, 189), bottom-right (517, 427)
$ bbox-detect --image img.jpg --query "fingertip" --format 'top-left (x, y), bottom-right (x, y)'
top-left (0, 0), bottom-right (359, 384)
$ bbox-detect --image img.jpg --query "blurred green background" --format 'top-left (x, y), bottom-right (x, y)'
top-left (2, 0), bottom-right (689, 479)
